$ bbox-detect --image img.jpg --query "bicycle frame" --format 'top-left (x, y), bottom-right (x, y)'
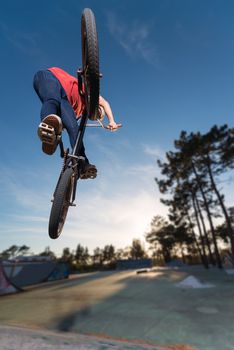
top-left (56, 113), bottom-right (87, 206)
top-left (54, 70), bottom-right (101, 207)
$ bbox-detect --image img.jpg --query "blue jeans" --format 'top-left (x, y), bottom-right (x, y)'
top-left (33, 70), bottom-right (87, 160)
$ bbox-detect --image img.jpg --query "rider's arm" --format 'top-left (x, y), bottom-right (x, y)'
top-left (99, 96), bottom-right (122, 130)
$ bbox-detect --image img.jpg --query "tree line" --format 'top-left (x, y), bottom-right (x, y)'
top-left (0, 239), bottom-right (148, 271)
top-left (146, 124), bottom-right (234, 268)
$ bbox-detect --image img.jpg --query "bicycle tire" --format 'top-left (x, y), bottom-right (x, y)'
top-left (81, 8), bottom-right (100, 120)
top-left (49, 167), bottom-right (74, 239)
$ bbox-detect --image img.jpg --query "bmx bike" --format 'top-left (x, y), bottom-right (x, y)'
top-left (48, 8), bottom-right (101, 239)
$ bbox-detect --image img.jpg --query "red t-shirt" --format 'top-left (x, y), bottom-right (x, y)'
top-left (48, 67), bottom-right (85, 118)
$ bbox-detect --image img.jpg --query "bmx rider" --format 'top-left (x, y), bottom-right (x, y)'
top-left (33, 67), bottom-right (122, 179)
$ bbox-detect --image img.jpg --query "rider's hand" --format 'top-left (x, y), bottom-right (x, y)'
top-left (106, 121), bottom-right (122, 131)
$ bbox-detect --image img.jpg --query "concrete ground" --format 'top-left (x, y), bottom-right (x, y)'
top-left (0, 325), bottom-right (193, 350)
top-left (0, 266), bottom-right (233, 350)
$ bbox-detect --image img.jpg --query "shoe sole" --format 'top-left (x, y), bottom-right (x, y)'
top-left (38, 115), bottom-right (62, 155)
top-left (80, 167), bottom-right (97, 180)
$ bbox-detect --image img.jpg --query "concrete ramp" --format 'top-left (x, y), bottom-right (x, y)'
top-left (4, 261), bottom-right (57, 287)
top-left (0, 264), bottom-right (21, 296)
top-left (0, 261), bottom-right (69, 295)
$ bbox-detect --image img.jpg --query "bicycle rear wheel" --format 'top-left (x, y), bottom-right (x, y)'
top-left (81, 8), bottom-right (100, 120)
top-left (49, 167), bottom-right (74, 239)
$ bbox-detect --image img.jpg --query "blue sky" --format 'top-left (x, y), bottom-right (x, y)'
top-left (1, 0), bottom-right (234, 256)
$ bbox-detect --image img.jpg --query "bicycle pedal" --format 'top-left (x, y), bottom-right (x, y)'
top-left (38, 122), bottom-right (56, 144)
top-left (70, 202), bottom-right (76, 207)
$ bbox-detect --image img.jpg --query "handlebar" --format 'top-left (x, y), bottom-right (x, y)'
top-left (86, 119), bottom-right (122, 131)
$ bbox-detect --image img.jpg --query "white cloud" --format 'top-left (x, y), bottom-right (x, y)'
top-left (0, 21), bottom-right (42, 56)
top-left (106, 12), bottom-right (159, 67)
top-left (143, 144), bottom-right (166, 160)
top-left (0, 162), bottom-right (58, 213)
top-left (4, 214), bottom-right (48, 224)
top-left (55, 144), bottom-right (167, 250)
top-left (0, 142), bottom-right (168, 253)
top-left (0, 226), bottom-right (45, 235)
top-left (62, 188), bottom-right (165, 250)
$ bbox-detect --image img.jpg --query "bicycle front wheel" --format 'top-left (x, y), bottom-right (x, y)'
top-left (81, 8), bottom-right (100, 120)
top-left (49, 168), bottom-right (74, 239)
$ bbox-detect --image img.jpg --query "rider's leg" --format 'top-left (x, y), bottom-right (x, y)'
top-left (34, 70), bottom-right (87, 157)
top-left (34, 70), bottom-right (65, 154)
top-left (33, 70), bottom-right (65, 119)
top-left (59, 98), bottom-right (88, 160)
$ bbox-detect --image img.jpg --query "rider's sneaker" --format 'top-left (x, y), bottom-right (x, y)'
top-left (37, 114), bottom-right (63, 155)
top-left (80, 159), bottom-right (97, 180)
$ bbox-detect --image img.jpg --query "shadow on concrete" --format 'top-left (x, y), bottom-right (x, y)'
top-left (1, 267), bottom-right (234, 350)
top-left (53, 267), bottom-right (234, 350)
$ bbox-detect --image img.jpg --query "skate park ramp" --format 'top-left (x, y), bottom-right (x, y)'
top-left (0, 264), bottom-right (21, 295)
top-left (0, 260), bottom-right (69, 294)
